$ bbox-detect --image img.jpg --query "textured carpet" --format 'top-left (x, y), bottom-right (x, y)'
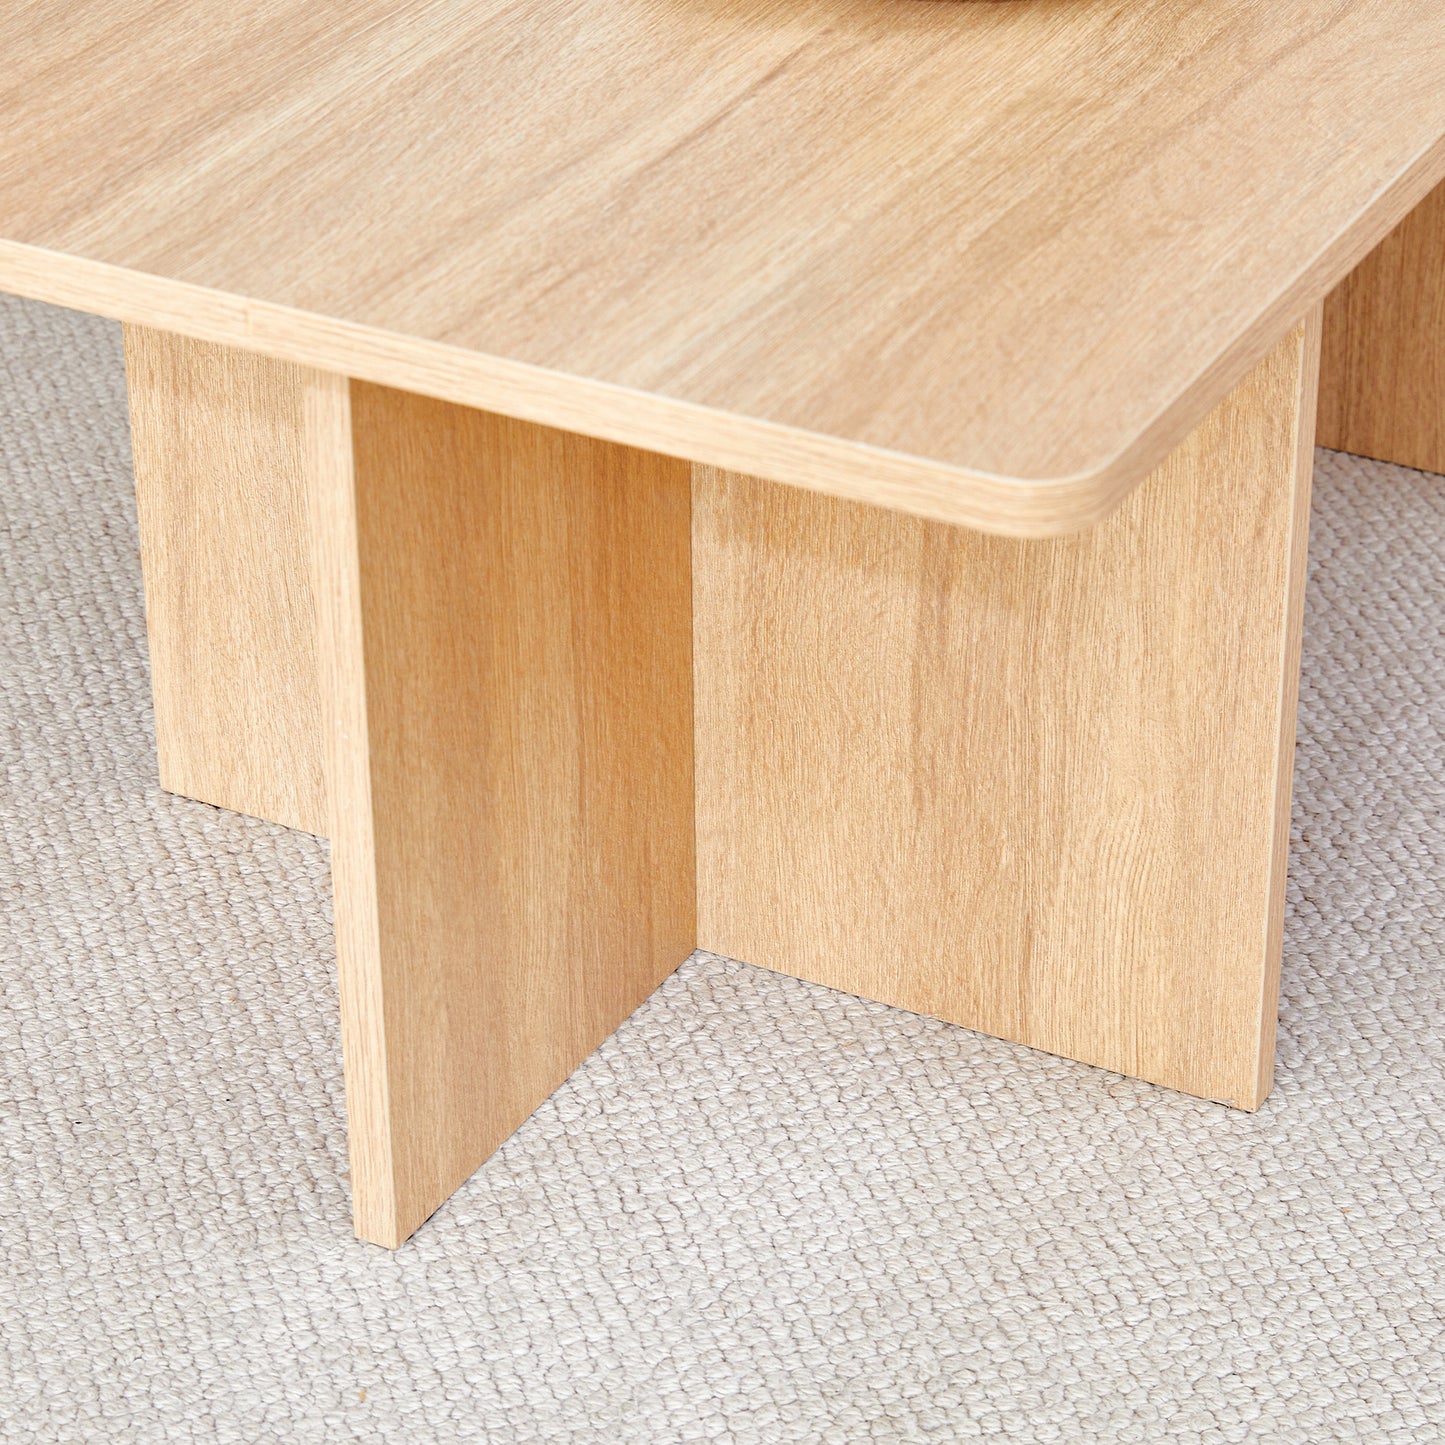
top-left (1, 291), bottom-right (1442, 1444)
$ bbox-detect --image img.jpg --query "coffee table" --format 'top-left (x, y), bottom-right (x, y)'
top-left (4, 1), bottom-right (1443, 1246)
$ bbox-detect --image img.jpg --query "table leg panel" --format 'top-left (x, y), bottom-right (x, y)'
top-left (308, 379), bottom-right (696, 1247)
top-left (1321, 177), bottom-right (1445, 475)
top-left (693, 314), bottom-right (1321, 1110)
top-left (124, 327), bottom-right (328, 835)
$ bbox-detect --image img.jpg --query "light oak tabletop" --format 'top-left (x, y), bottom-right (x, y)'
top-left (3, 0), bottom-right (1444, 533)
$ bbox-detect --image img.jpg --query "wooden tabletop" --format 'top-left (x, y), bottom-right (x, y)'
top-left (3, 1), bottom-right (1444, 534)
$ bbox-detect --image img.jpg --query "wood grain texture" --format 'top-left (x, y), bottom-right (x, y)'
top-left (1320, 178), bottom-right (1445, 475)
top-left (124, 326), bottom-right (327, 834)
top-left (3, 2), bottom-right (1442, 533)
top-left (309, 380), bottom-right (696, 1247)
top-left (694, 314), bottom-right (1322, 1110)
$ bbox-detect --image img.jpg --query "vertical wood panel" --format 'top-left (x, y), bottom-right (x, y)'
top-left (311, 382), bottom-right (696, 1247)
top-left (693, 315), bottom-right (1321, 1110)
top-left (124, 326), bottom-right (327, 834)
top-left (1320, 178), bottom-right (1445, 475)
